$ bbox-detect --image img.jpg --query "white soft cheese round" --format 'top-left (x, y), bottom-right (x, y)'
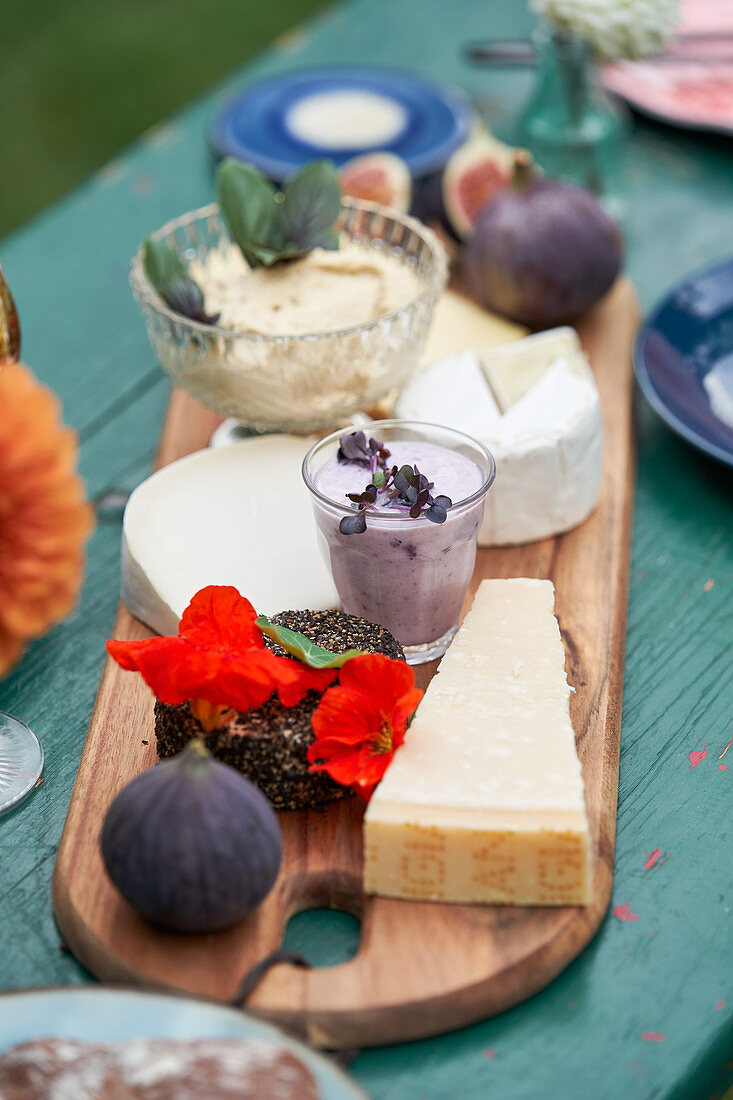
top-left (121, 435), bottom-right (338, 635)
top-left (395, 327), bottom-right (603, 546)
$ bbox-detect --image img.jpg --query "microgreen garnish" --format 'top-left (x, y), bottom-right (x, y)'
top-left (216, 158), bottom-right (342, 269)
top-left (143, 239), bottom-right (219, 325)
top-left (392, 465), bottom-right (453, 524)
top-left (339, 512), bottom-right (368, 535)
top-left (256, 616), bottom-right (365, 669)
top-left (337, 431), bottom-right (391, 473)
top-left (338, 461), bottom-right (453, 535)
top-left (346, 484), bottom-right (378, 506)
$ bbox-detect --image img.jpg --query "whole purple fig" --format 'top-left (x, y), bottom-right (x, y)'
top-left (465, 152), bottom-right (622, 328)
top-left (101, 740), bottom-right (282, 933)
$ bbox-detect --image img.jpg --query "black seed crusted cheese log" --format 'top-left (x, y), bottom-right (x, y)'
top-left (155, 610), bottom-right (404, 810)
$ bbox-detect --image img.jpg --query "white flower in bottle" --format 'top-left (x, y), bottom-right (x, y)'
top-left (532, 0), bottom-right (678, 60)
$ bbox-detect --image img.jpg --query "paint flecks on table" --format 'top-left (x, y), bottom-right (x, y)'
top-left (641, 1031), bottom-right (667, 1042)
top-left (689, 749), bottom-right (708, 768)
top-left (483, 1049), bottom-right (497, 1059)
top-left (719, 765), bottom-right (728, 772)
top-left (613, 903), bottom-right (639, 922)
top-left (95, 158), bottom-right (128, 187)
top-left (131, 175), bottom-right (155, 197)
top-left (644, 847), bottom-right (665, 870)
top-left (274, 26), bottom-right (309, 53)
top-left (704, 578), bottom-right (714, 591)
top-left (143, 122), bottom-right (182, 150)
top-left (93, 488), bottom-right (130, 522)
top-left (716, 1000), bottom-right (726, 1010)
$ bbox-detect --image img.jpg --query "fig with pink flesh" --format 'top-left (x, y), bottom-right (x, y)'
top-left (465, 153), bottom-right (622, 328)
top-left (339, 151), bottom-right (411, 213)
top-left (442, 134), bottom-right (514, 240)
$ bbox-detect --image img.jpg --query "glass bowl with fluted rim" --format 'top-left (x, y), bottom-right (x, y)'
top-left (129, 199), bottom-right (449, 434)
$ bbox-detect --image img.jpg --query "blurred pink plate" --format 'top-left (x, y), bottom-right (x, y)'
top-left (603, 0), bottom-right (733, 134)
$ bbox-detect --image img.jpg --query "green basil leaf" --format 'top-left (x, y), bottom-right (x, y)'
top-left (143, 238), bottom-right (186, 294)
top-left (246, 243), bottom-right (305, 268)
top-left (216, 158), bottom-right (341, 266)
top-left (307, 228), bottom-right (340, 253)
top-left (216, 158), bottom-right (287, 268)
top-left (282, 160), bottom-right (342, 251)
top-left (256, 616), bottom-right (364, 669)
top-left (143, 240), bottom-right (217, 324)
top-left (163, 274), bottom-right (220, 324)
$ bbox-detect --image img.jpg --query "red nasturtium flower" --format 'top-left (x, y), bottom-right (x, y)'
top-left (106, 585), bottom-right (336, 730)
top-left (307, 653), bottom-right (423, 801)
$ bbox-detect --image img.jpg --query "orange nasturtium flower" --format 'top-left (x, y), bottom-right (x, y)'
top-left (307, 652), bottom-right (423, 801)
top-left (0, 360), bottom-right (94, 676)
top-left (107, 585), bottom-right (336, 730)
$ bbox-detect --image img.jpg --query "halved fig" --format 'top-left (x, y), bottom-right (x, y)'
top-left (442, 134), bottom-right (515, 240)
top-left (339, 151), bottom-right (411, 213)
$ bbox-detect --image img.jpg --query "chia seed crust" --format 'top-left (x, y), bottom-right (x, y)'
top-left (155, 609), bottom-right (404, 811)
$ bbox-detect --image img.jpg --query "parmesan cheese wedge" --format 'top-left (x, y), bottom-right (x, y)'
top-left (421, 289), bottom-right (526, 364)
top-left (121, 435), bottom-right (338, 635)
top-left (364, 578), bottom-right (592, 906)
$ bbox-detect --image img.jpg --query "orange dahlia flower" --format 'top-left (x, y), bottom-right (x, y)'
top-left (0, 359), bottom-right (94, 676)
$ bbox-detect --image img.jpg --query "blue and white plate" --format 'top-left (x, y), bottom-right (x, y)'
top-left (635, 257), bottom-right (733, 468)
top-left (0, 987), bottom-right (366, 1099)
top-left (210, 65), bottom-right (474, 180)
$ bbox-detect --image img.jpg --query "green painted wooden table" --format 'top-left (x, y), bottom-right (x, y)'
top-left (1, 2), bottom-right (731, 1096)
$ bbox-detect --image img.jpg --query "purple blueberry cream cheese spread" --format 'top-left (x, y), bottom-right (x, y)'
top-left (304, 425), bottom-right (493, 658)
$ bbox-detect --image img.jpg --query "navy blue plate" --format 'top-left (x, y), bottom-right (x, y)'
top-left (210, 66), bottom-right (474, 180)
top-left (634, 256), bottom-right (733, 468)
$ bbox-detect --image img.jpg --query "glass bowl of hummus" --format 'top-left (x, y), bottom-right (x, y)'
top-left (130, 198), bottom-right (448, 434)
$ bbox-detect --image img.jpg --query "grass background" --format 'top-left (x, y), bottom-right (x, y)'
top-left (1, 0), bottom-right (328, 238)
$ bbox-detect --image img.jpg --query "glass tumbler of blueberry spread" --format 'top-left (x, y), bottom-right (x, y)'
top-left (303, 420), bottom-right (495, 663)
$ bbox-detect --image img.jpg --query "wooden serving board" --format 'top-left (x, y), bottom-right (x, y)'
top-left (53, 279), bottom-right (638, 1048)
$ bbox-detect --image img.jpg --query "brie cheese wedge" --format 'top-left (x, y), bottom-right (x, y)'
top-left (395, 327), bottom-right (603, 545)
top-left (397, 348), bottom-right (503, 440)
top-left (121, 435), bottom-right (338, 635)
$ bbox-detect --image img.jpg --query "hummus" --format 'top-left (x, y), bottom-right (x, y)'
top-left (189, 238), bottom-right (421, 336)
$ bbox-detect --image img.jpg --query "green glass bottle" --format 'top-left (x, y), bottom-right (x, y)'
top-left (518, 24), bottom-right (628, 204)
